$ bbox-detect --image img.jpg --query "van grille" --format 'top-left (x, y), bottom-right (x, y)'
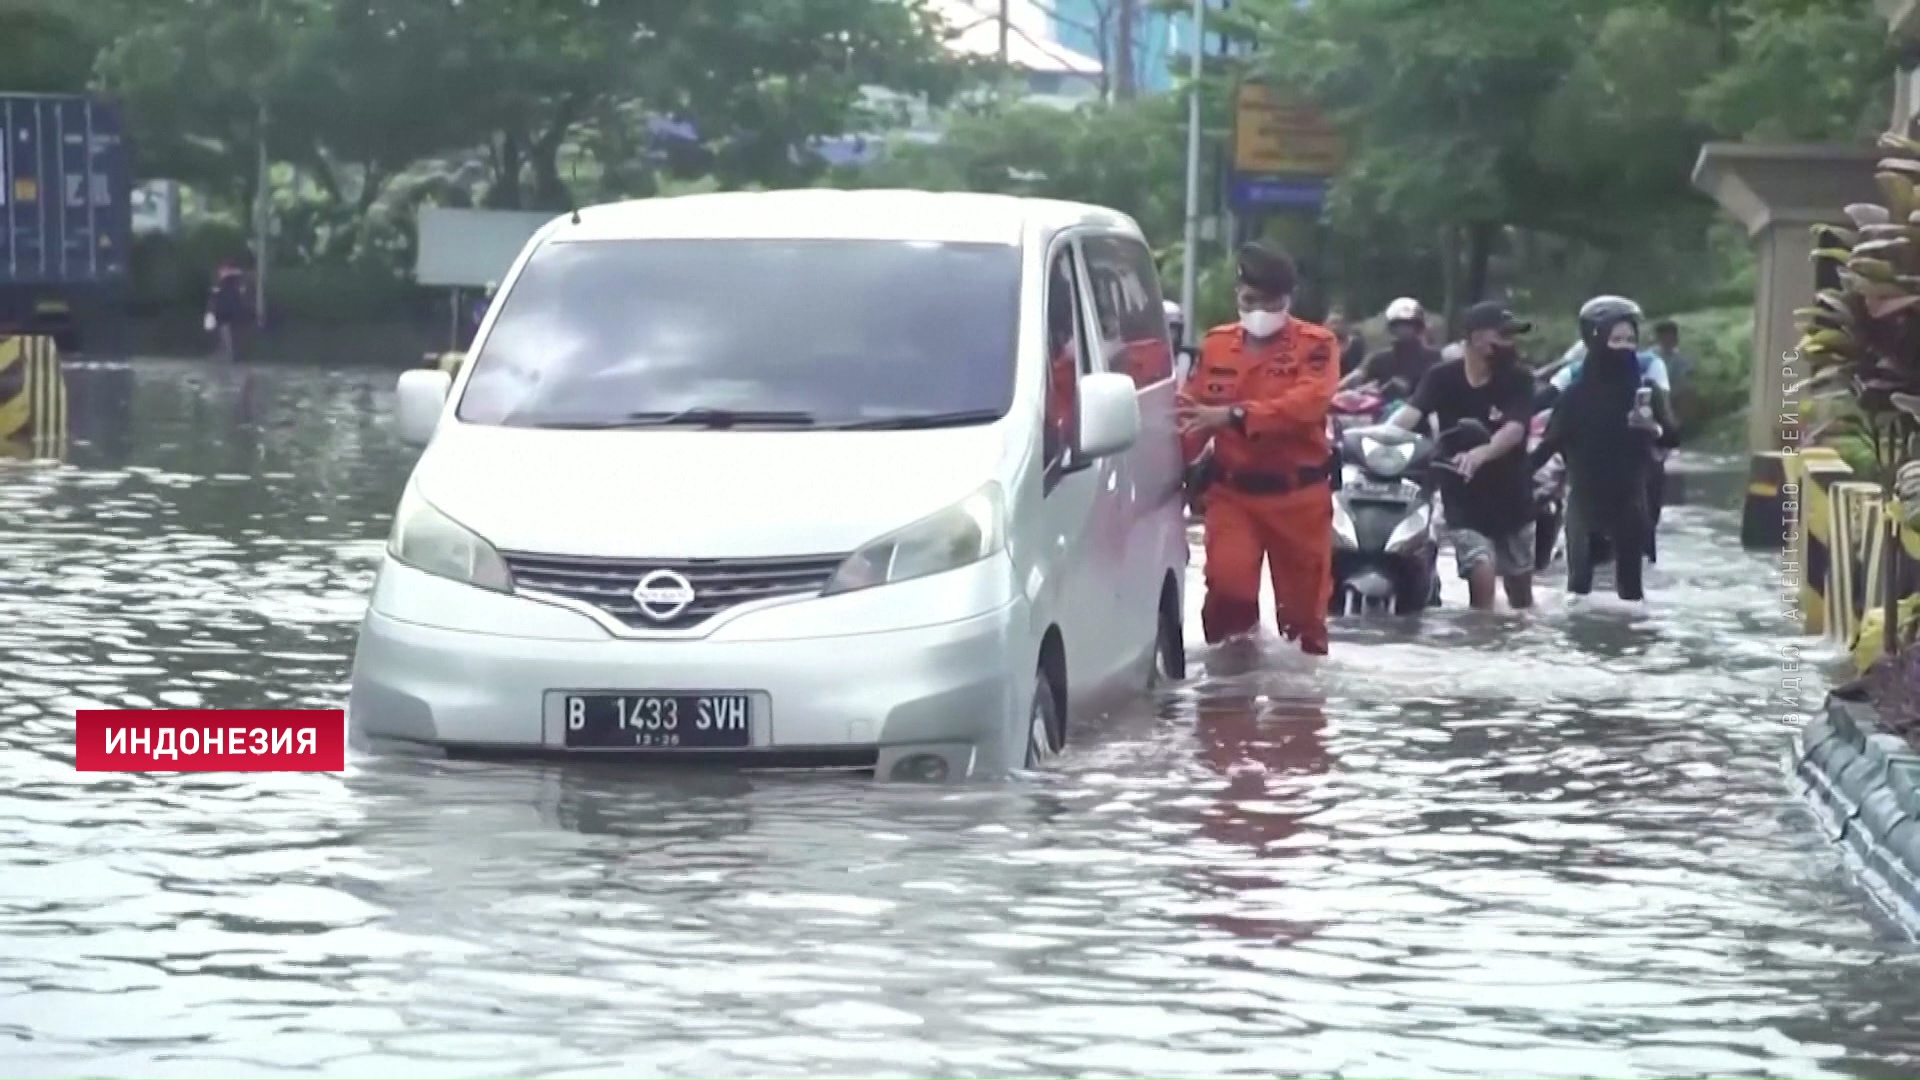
top-left (500, 551), bottom-right (847, 631)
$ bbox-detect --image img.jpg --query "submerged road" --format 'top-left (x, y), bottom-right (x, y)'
top-left (1, 359), bottom-right (1916, 1078)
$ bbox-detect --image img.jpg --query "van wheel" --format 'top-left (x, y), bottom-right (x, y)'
top-left (1147, 592), bottom-right (1186, 687)
top-left (1025, 666), bottom-right (1064, 767)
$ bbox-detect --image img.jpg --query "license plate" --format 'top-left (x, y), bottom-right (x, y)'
top-left (560, 693), bottom-right (753, 749)
top-left (1345, 480), bottom-right (1403, 500)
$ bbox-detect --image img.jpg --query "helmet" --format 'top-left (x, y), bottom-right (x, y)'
top-left (1577, 295), bottom-right (1642, 350)
top-left (1162, 299), bottom-right (1184, 326)
top-left (1384, 297), bottom-right (1425, 324)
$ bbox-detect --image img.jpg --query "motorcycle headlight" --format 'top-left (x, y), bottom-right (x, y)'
top-left (824, 483), bottom-right (1006, 596)
top-left (386, 482), bottom-right (514, 592)
top-left (1361, 436), bottom-right (1414, 478)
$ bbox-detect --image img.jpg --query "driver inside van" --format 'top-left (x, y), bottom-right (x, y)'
top-left (1177, 243), bottom-right (1340, 655)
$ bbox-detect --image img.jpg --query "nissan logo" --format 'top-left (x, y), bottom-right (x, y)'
top-left (632, 569), bottom-right (697, 622)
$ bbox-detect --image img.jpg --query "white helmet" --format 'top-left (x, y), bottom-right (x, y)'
top-left (1162, 299), bottom-right (1184, 325)
top-left (1384, 297), bottom-right (1425, 324)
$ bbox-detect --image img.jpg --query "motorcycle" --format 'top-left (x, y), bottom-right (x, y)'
top-left (1529, 409), bottom-right (1566, 571)
top-left (1329, 422), bottom-right (1445, 616)
top-left (1329, 387), bottom-right (1390, 440)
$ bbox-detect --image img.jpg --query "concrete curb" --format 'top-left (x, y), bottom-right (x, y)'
top-left (1793, 694), bottom-right (1920, 921)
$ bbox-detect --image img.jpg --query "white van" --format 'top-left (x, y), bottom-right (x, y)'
top-left (348, 190), bottom-right (1189, 780)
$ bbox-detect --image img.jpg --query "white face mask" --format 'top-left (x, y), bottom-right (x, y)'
top-left (1239, 308), bottom-right (1288, 338)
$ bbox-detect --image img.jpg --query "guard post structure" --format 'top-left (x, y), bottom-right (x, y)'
top-left (0, 334), bottom-right (69, 459)
top-left (1742, 450), bottom-right (1792, 550)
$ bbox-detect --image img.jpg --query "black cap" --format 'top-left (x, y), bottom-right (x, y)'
top-left (1460, 300), bottom-right (1531, 336)
top-left (1235, 242), bottom-right (1297, 299)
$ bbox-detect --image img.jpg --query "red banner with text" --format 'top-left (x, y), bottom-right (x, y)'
top-left (74, 710), bottom-right (346, 772)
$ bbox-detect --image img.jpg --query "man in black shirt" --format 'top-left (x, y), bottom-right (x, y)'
top-left (1341, 297), bottom-right (1440, 401)
top-left (1387, 301), bottom-right (1538, 611)
top-left (1327, 306), bottom-right (1368, 377)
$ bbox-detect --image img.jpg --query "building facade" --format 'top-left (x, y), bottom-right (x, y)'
top-left (1045, 0), bottom-right (1179, 94)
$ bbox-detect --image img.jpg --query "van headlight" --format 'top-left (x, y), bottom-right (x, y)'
top-left (823, 483), bottom-right (1006, 596)
top-left (386, 482), bottom-right (514, 592)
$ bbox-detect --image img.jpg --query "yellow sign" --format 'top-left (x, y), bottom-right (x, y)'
top-left (12, 178), bottom-right (36, 203)
top-left (1232, 82), bottom-right (1344, 177)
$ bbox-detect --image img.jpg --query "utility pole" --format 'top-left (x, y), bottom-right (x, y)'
top-left (255, 98), bottom-right (269, 329)
top-left (998, 0), bottom-right (1010, 68)
top-left (253, 0), bottom-right (270, 329)
top-left (1178, 0), bottom-right (1205, 344)
top-left (1114, 0), bottom-right (1137, 101)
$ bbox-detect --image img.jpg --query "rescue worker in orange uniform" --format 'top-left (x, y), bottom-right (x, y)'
top-left (1177, 243), bottom-right (1340, 654)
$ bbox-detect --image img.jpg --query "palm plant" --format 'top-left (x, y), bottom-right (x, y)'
top-left (1795, 131), bottom-right (1920, 660)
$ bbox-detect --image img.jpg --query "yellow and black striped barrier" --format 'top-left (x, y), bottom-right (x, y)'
top-left (0, 334), bottom-right (68, 459)
top-left (1791, 449), bottom-right (1853, 636)
top-left (1777, 445), bottom-right (1920, 668)
top-left (1827, 481), bottom-right (1885, 649)
top-left (1742, 450), bottom-right (1792, 550)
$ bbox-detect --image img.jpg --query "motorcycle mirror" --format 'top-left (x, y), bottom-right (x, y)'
top-left (1175, 344), bottom-right (1199, 380)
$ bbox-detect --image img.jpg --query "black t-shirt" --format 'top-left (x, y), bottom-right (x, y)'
top-left (1357, 342), bottom-right (1442, 398)
top-left (1339, 334), bottom-right (1368, 376)
top-left (1407, 358), bottom-right (1536, 535)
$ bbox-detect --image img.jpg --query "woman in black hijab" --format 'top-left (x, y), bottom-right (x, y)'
top-left (1528, 296), bottom-right (1679, 601)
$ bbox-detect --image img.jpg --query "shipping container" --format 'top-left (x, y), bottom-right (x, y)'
top-left (0, 93), bottom-right (134, 351)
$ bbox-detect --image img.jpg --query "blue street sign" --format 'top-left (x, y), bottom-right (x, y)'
top-left (1228, 174), bottom-right (1328, 212)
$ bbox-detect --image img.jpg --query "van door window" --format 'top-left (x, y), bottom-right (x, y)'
top-left (1082, 235), bottom-right (1173, 389)
top-left (1044, 246), bottom-right (1088, 478)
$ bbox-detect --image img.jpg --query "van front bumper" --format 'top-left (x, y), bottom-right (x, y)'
top-left (347, 600), bottom-right (1029, 780)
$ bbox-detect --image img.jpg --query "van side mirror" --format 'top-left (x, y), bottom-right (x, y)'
top-left (1077, 372), bottom-right (1141, 459)
top-left (396, 369), bottom-right (452, 446)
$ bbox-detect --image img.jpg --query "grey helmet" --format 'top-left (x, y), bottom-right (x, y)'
top-left (1577, 295), bottom-right (1643, 351)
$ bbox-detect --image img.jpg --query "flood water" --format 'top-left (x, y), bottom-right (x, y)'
top-left (2, 359), bottom-right (1917, 1079)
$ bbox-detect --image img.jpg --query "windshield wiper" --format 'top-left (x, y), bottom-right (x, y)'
top-left (526, 407), bottom-right (819, 430)
top-left (828, 409), bottom-right (1006, 431)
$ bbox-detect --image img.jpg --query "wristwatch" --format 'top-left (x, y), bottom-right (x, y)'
top-left (1228, 405), bottom-right (1248, 432)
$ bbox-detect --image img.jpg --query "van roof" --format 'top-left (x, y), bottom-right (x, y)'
top-left (544, 189), bottom-right (1143, 246)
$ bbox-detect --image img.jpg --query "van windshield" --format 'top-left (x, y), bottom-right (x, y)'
top-left (454, 238), bottom-right (1021, 429)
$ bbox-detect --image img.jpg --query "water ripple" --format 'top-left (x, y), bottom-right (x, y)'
top-left (0, 361), bottom-right (1916, 1078)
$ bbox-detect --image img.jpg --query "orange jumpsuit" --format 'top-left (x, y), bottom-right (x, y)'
top-left (1180, 319), bottom-right (1340, 653)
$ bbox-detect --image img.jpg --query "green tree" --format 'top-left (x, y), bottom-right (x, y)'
top-left (0, 0), bottom-right (113, 93)
top-left (627, 0), bottom-right (963, 190)
top-left (1234, 0), bottom-right (1886, 326)
top-left (833, 95), bottom-right (1198, 243)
